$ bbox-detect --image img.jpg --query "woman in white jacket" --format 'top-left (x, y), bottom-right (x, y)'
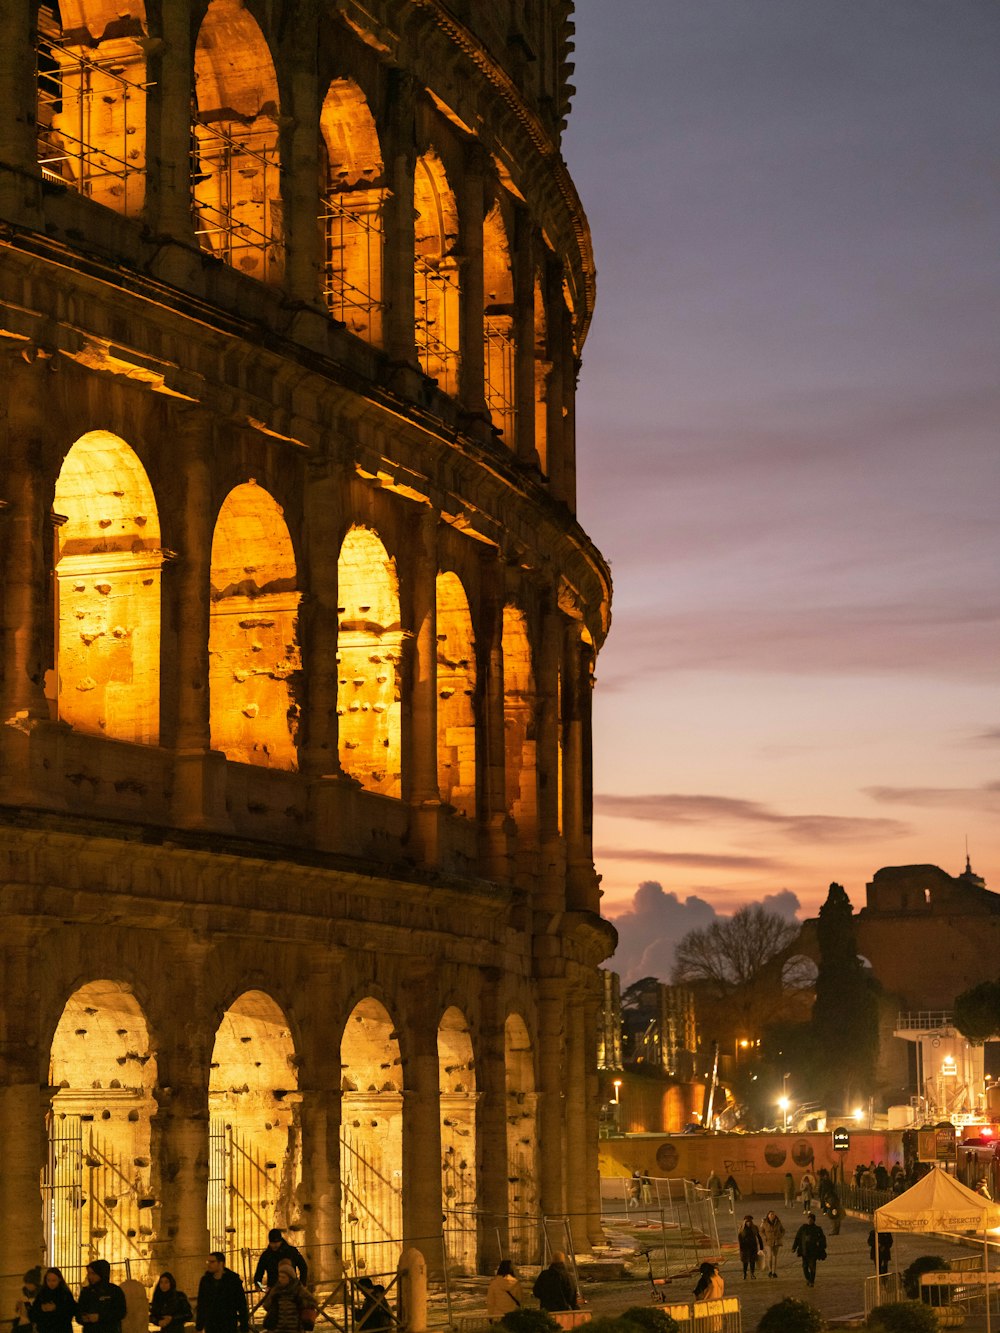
top-left (486, 1262), bottom-right (523, 1324)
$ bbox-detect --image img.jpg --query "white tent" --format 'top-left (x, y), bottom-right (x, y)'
top-left (874, 1168), bottom-right (1000, 1333)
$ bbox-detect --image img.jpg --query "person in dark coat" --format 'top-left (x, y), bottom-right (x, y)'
top-left (195, 1256), bottom-right (248, 1333)
top-left (253, 1233), bottom-right (307, 1292)
top-left (531, 1254), bottom-right (579, 1312)
top-left (261, 1261), bottom-right (316, 1333)
top-left (15, 1269), bottom-right (42, 1333)
top-left (353, 1280), bottom-right (390, 1333)
top-left (791, 1213), bottom-right (827, 1288)
top-left (30, 1270), bottom-right (76, 1333)
top-left (150, 1275), bottom-right (192, 1333)
top-left (76, 1263), bottom-right (126, 1333)
top-left (868, 1229), bottom-right (893, 1275)
top-left (737, 1215), bottom-right (764, 1280)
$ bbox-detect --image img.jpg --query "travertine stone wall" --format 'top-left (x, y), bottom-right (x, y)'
top-left (0, 0), bottom-right (612, 1302)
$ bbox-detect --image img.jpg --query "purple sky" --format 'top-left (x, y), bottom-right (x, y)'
top-left (563, 0), bottom-right (1000, 980)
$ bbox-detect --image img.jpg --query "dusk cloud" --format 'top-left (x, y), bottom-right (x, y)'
top-left (595, 847), bottom-right (785, 871)
top-left (595, 792), bottom-right (910, 843)
top-left (865, 783), bottom-right (1000, 812)
top-left (605, 880), bottom-right (803, 984)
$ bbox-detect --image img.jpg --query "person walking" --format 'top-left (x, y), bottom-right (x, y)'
top-left (760, 1210), bottom-right (785, 1278)
top-left (783, 1173), bottom-right (795, 1208)
top-left (30, 1271), bottom-right (75, 1333)
top-left (76, 1263), bottom-right (126, 1333)
top-left (640, 1169), bottom-right (652, 1205)
top-left (150, 1275), bottom-right (192, 1333)
top-left (485, 1261), bottom-right (523, 1324)
top-left (792, 1213), bottom-right (827, 1288)
top-left (827, 1191), bottom-right (843, 1236)
top-left (532, 1254), bottom-right (579, 1312)
top-left (723, 1174), bottom-right (741, 1203)
top-left (737, 1215), bottom-right (764, 1280)
top-left (707, 1170), bottom-right (724, 1210)
top-left (868, 1229), bottom-right (893, 1276)
top-left (799, 1169), bottom-right (817, 1213)
top-left (195, 1255), bottom-right (249, 1333)
top-left (693, 1263), bottom-right (724, 1300)
top-left (260, 1260), bottom-right (316, 1333)
top-left (253, 1231), bottom-right (308, 1292)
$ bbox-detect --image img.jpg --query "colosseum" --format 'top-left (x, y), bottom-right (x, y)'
top-left (0, 0), bottom-right (613, 1307)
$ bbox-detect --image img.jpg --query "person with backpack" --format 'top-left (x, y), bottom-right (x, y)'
top-left (792, 1212), bottom-right (827, 1287)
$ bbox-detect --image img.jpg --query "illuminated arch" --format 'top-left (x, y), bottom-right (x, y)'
top-left (435, 572), bottom-right (476, 817)
top-left (47, 980), bottom-right (157, 1281)
top-left (209, 482), bottom-right (301, 770)
top-left (53, 431), bottom-right (162, 744)
top-left (337, 527), bottom-right (402, 796)
top-left (192, 0), bottom-right (283, 282)
top-left (502, 606), bottom-right (536, 836)
top-left (320, 79), bottom-right (385, 345)
top-left (414, 150), bottom-right (460, 396)
top-left (209, 991), bottom-right (300, 1263)
top-left (483, 204), bottom-right (515, 441)
top-left (340, 998), bottom-right (403, 1273)
top-left (36, 0), bottom-right (149, 215)
top-left (438, 1006), bottom-right (477, 1272)
top-left (504, 1012), bottom-right (538, 1264)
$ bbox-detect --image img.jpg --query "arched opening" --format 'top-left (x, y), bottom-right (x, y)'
top-left (414, 151), bottom-right (460, 396)
top-left (340, 999), bottom-right (403, 1274)
top-left (504, 1013), bottom-right (538, 1265)
top-left (435, 573), bottom-right (476, 818)
top-left (36, 0), bottom-right (149, 215)
top-left (320, 79), bottom-right (385, 345)
top-left (209, 482), bottom-right (301, 769)
top-left (337, 527), bottom-right (403, 797)
top-left (45, 981), bottom-right (158, 1284)
top-left (52, 430), bottom-right (162, 744)
top-left (192, 0), bottom-right (283, 282)
top-left (483, 204), bottom-right (516, 443)
top-left (209, 991), bottom-right (301, 1265)
top-left (438, 1007), bottom-right (477, 1273)
top-left (502, 606), bottom-right (536, 839)
top-left (533, 274), bottom-right (550, 473)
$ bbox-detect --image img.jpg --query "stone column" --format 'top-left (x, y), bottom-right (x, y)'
top-left (564, 629), bottom-right (598, 913)
top-left (402, 1003), bottom-right (443, 1271)
top-left (143, 0), bottom-right (196, 241)
top-left (151, 1079), bottom-right (210, 1294)
top-left (383, 72), bottom-right (418, 370)
top-left (284, 35), bottom-right (323, 306)
top-left (164, 411), bottom-right (228, 828)
top-left (402, 508), bottom-right (441, 863)
top-left (457, 148), bottom-right (486, 418)
top-left (543, 260), bottom-right (568, 501)
top-left (535, 979), bottom-right (565, 1224)
top-left (299, 1086), bottom-right (342, 1280)
top-left (478, 555), bottom-right (510, 881)
top-left (582, 988), bottom-right (604, 1247)
top-left (535, 606), bottom-right (565, 912)
top-left (512, 210), bottom-right (537, 467)
top-left (475, 973), bottom-right (509, 1270)
top-left (563, 993), bottom-right (590, 1253)
top-left (300, 464), bottom-right (344, 778)
top-left (0, 1), bottom-right (39, 219)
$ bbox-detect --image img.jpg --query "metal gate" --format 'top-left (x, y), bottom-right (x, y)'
top-left (340, 1126), bottom-right (403, 1276)
top-left (208, 1119), bottom-right (276, 1271)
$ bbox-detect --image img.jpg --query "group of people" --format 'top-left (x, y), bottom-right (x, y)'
top-left (11, 1231), bottom-right (325, 1333)
top-left (486, 1254), bottom-right (581, 1323)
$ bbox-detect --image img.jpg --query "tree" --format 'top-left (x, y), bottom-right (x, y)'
top-left (953, 981), bottom-right (1000, 1044)
top-left (811, 883), bottom-right (878, 1107)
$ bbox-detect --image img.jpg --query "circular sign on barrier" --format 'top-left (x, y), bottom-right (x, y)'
top-left (764, 1143), bottom-right (787, 1168)
top-left (792, 1138), bottom-right (815, 1167)
top-left (656, 1142), bottom-right (679, 1173)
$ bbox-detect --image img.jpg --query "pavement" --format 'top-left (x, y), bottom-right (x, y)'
top-left (575, 1201), bottom-right (991, 1330)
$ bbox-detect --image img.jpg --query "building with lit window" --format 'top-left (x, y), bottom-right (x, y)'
top-left (0, 0), bottom-right (611, 1301)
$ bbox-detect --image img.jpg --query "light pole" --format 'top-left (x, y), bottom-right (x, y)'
top-left (778, 1096), bottom-right (790, 1131)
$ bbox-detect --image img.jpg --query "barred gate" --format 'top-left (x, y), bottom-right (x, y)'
top-left (340, 1127), bottom-right (403, 1276)
top-left (208, 1119), bottom-right (276, 1273)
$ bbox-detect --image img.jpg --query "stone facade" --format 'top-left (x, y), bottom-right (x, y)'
top-left (0, 0), bottom-right (612, 1302)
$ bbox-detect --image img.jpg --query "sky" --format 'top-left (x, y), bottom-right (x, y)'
top-left (562, 1), bottom-right (1000, 982)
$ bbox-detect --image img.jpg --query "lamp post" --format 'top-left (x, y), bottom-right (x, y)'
top-left (778, 1096), bottom-right (790, 1132)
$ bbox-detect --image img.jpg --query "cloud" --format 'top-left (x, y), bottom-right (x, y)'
top-left (595, 847), bottom-right (785, 871)
top-left (595, 792), bottom-right (910, 844)
top-left (967, 729), bottom-right (1000, 747)
top-left (865, 782), bottom-right (1000, 812)
top-left (604, 880), bottom-right (803, 985)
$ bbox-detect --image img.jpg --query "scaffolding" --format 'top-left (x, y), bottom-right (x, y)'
top-left (415, 256), bottom-right (460, 397)
top-left (321, 192), bottom-right (385, 344)
top-left (484, 315), bottom-right (516, 441)
top-left (192, 117), bottom-right (282, 281)
top-left (35, 13), bottom-right (148, 215)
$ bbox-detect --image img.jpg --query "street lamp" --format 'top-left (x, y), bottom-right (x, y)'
top-left (778, 1096), bottom-right (790, 1131)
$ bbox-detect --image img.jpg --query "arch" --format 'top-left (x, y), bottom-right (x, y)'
top-left (320, 79), bottom-right (385, 345)
top-left (533, 273), bottom-right (550, 472)
top-left (192, 0), bottom-right (283, 282)
top-left (438, 1006), bottom-right (477, 1273)
top-left (337, 527), bottom-right (402, 797)
top-left (414, 150), bottom-right (460, 396)
top-left (340, 998), bottom-right (403, 1274)
top-left (36, 0), bottom-right (148, 215)
top-left (47, 980), bottom-right (158, 1283)
top-left (209, 990), bottom-right (301, 1264)
top-left (483, 204), bottom-right (516, 442)
top-left (504, 1013), bottom-right (537, 1265)
top-left (53, 431), bottom-right (162, 744)
top-left (502, 606), bottom-right (536, 837)
top-left (209, 482), bottom-right (301, 770)
top-left (435, 572), bottom-right (476, 818)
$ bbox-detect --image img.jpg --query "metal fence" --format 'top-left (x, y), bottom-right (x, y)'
top-left (599, 1176), bottom-right (723, 1279)
top-left (663, 1298), bottom-right (742, 1332)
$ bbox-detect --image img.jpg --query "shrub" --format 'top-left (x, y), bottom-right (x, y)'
top-left (901, 1256), bottom-right (951, 1302)
top-left (756, 1298), bottom-right (826, 1333)
top-left (866, 1302), bottom-right (939, 1333)
top-left (499, 1311), bottom-right (558, 1333)
top-left (620, 1309), bottom-right (681, 1333)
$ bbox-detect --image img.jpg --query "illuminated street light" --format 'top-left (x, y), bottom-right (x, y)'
top-left (853, 1107), bottom-right (864, 1122)
top-left (778, 1096), bottom-right (790, 1131)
